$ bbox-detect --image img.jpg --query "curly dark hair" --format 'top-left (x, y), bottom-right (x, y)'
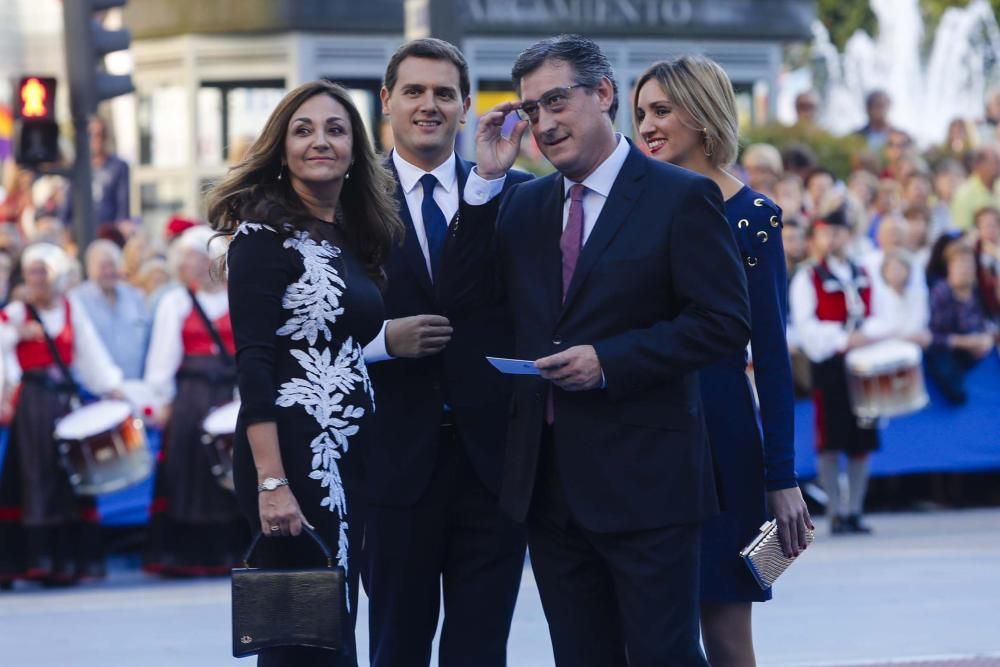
top-left (205, 80), bottom-right (403, 283)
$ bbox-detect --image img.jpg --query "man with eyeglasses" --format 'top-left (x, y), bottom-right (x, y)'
top-left (362, 38), bottom-right (532, 666)
top-left (464, 35), bottom-right (751, 666)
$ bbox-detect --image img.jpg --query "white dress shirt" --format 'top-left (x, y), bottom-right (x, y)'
top-left (362, 151), bottom-right (459, 363)
top-left (464, 134), bottom-right (631, 247)
top-left (463, 135), bottom-right (630, 388)
top-left (863, 279), bottom-right (930, 339)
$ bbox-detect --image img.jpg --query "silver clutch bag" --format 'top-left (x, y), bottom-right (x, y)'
top-left (739, 519), bottom-right (814, 590)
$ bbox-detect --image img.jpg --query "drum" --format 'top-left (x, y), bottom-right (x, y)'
top-left (845, 340), bottom-right (929, 420)
top-left (202, 400), bottom-right (240, 492)
top-left (54, 399), bottom-right (153, 495)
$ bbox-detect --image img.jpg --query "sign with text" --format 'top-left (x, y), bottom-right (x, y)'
top-left (463, 0), bottom-right (814, 39)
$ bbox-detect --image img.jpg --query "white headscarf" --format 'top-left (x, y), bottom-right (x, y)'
top-left (21, 242), bottom-right (71, 292)
top-left (167, 225), bottom-right (228, 279)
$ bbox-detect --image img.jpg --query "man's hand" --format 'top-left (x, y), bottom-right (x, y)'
top-left (385, 315), bottom-right (453, 358)
top-left (474, 101), bottom-right (529, 180)
top-left (535, 345), bottom-right (603, 392)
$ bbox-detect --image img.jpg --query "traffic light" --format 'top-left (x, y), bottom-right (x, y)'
top-left (13, 76), bottom-right (60, 166)
top-left (62, 0), bottom-right (134, 116)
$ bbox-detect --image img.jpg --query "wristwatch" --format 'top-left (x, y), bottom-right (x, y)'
top-left (257, 477), bottom-right (289, 492)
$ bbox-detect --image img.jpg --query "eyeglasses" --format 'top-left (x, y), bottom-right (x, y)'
top-left (516, 84), bottom-right (587, 123)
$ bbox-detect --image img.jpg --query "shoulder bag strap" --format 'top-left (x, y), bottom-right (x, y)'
top-left (187, 288), bottom-right (234, 366)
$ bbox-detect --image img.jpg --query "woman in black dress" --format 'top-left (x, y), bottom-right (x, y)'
top-left (207, 80), bottom-right (402, 666)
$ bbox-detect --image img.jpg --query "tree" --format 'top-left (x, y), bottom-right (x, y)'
top-left (818, 0), bottom-right (1000, 51)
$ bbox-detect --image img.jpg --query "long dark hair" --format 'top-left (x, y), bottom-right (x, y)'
top-left (206, 80), bottom-right (402, 283)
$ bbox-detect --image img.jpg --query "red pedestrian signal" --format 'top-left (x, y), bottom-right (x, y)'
top-left (13, 75), bottom-right (60, 165)
top-left (16, 76), bottom-right (57, 121)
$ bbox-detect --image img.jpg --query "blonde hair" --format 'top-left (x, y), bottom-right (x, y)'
top-left (634, 56), bottom-right (739, 167)
top-left (742, 143), bottom-right (783, 176)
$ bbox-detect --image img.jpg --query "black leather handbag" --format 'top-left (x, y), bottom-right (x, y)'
top-left (231, 526), bottom-right (344, 657)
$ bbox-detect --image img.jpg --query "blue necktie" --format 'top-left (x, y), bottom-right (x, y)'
top-left (420, 173), bottom-right (448, 281)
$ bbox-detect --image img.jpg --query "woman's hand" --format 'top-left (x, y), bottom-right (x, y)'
top-left (16, 321), bottom-right (44, 342)
top-left (147, 404), bottom-right (171, 429)
top-left (907, 330), bottom-right (932, 348)
top-left (258, 485), bottom-right (313, 537)
top-left (767, 486), bottom-right (814, 558)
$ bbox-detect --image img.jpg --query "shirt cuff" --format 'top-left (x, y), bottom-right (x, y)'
top-left (600, 370), bottom-right (607, 389)
top-left (463, 167), bottom-right (507, 206)
top-left (363, 320), bottom-right (394, 363)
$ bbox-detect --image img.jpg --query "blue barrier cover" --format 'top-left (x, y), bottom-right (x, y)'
top-left (0, 355), bottom-right (996, 526)
top-left (794, 352), bottom-right (1000, 479)
top-left (0, 428), bottom-right (160, 527)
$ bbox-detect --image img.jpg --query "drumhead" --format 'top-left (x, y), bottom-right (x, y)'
top-left (846, 339), bottom-right (922, 374)
top-left (55, 400), bottom-right (134, 440)
top-left (203, 400), bottom-right (241, 436)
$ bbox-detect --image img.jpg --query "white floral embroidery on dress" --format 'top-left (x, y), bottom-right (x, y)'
top-left (278, 232), bottom-right (346, 346)
top-left (233, 221), bottom-right (276, 237)
top-left (270, 229), bottom-right (369, 613)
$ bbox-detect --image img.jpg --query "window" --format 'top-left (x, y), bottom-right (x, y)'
top-left (197, 81), bottom-right (286, 166)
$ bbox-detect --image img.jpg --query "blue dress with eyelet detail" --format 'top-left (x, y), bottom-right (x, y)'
top-left (699, 186), bottom-right (798, 603)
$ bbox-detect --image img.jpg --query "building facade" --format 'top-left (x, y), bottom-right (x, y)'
top-left (125, 0), bottom-right (815, 225)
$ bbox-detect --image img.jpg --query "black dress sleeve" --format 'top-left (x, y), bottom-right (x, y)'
top-left (227, 224), bottom-right (290, 425)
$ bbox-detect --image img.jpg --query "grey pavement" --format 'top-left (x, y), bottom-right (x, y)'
top-left (1, 509), bottom-right (998, 667)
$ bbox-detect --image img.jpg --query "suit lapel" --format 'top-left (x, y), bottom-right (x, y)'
top-left (386, 157), bottom-right (434, 298)
top-left (542, 176), bottom-right (566, 318)
top-left (560, 147), bottom-right (647, 317)
top-left (453, 156), bottom-right (472, 237)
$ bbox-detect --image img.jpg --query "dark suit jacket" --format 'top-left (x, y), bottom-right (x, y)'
top-left (367, 155), bottom-right (532, 506)
top-left (495, 144), bottom-right (751, 533)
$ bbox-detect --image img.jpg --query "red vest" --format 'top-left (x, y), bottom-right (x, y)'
top-left (181, 297), bottom-right (235, 357)
top-left (811, 259), bottom-right (872, 325)
top-left (15, 299), bottom-right (75, 370)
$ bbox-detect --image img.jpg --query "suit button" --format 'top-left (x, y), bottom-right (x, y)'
top-left (552, 339), bottom-right (562, 345)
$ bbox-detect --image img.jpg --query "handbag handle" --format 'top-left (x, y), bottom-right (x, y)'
top-left (241, 524), bottom-right (334, 569)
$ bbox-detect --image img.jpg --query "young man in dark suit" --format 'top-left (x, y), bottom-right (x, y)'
top-left (464, 35), bottom-right (751, 665)
top-left (362, 38), bottom-right (531, 667)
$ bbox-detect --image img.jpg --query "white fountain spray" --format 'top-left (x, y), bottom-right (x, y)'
top-left (805, 0), bottom-right (1000, 146)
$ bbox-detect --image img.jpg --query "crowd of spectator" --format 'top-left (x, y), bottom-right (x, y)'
top-left (0, 113), bottom-right (201, 413)
top-left (767, 89), bottom-right (1000, 406)
top-left (1, 88), bottom-right (997, 412)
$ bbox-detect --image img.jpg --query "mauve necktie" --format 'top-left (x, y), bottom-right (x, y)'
top-left (547, 183), bottom-right (587, 424)
top-left (561, 183), bottom-right (587, 300)
top-left (420, 173), bottom-right (448, 281)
